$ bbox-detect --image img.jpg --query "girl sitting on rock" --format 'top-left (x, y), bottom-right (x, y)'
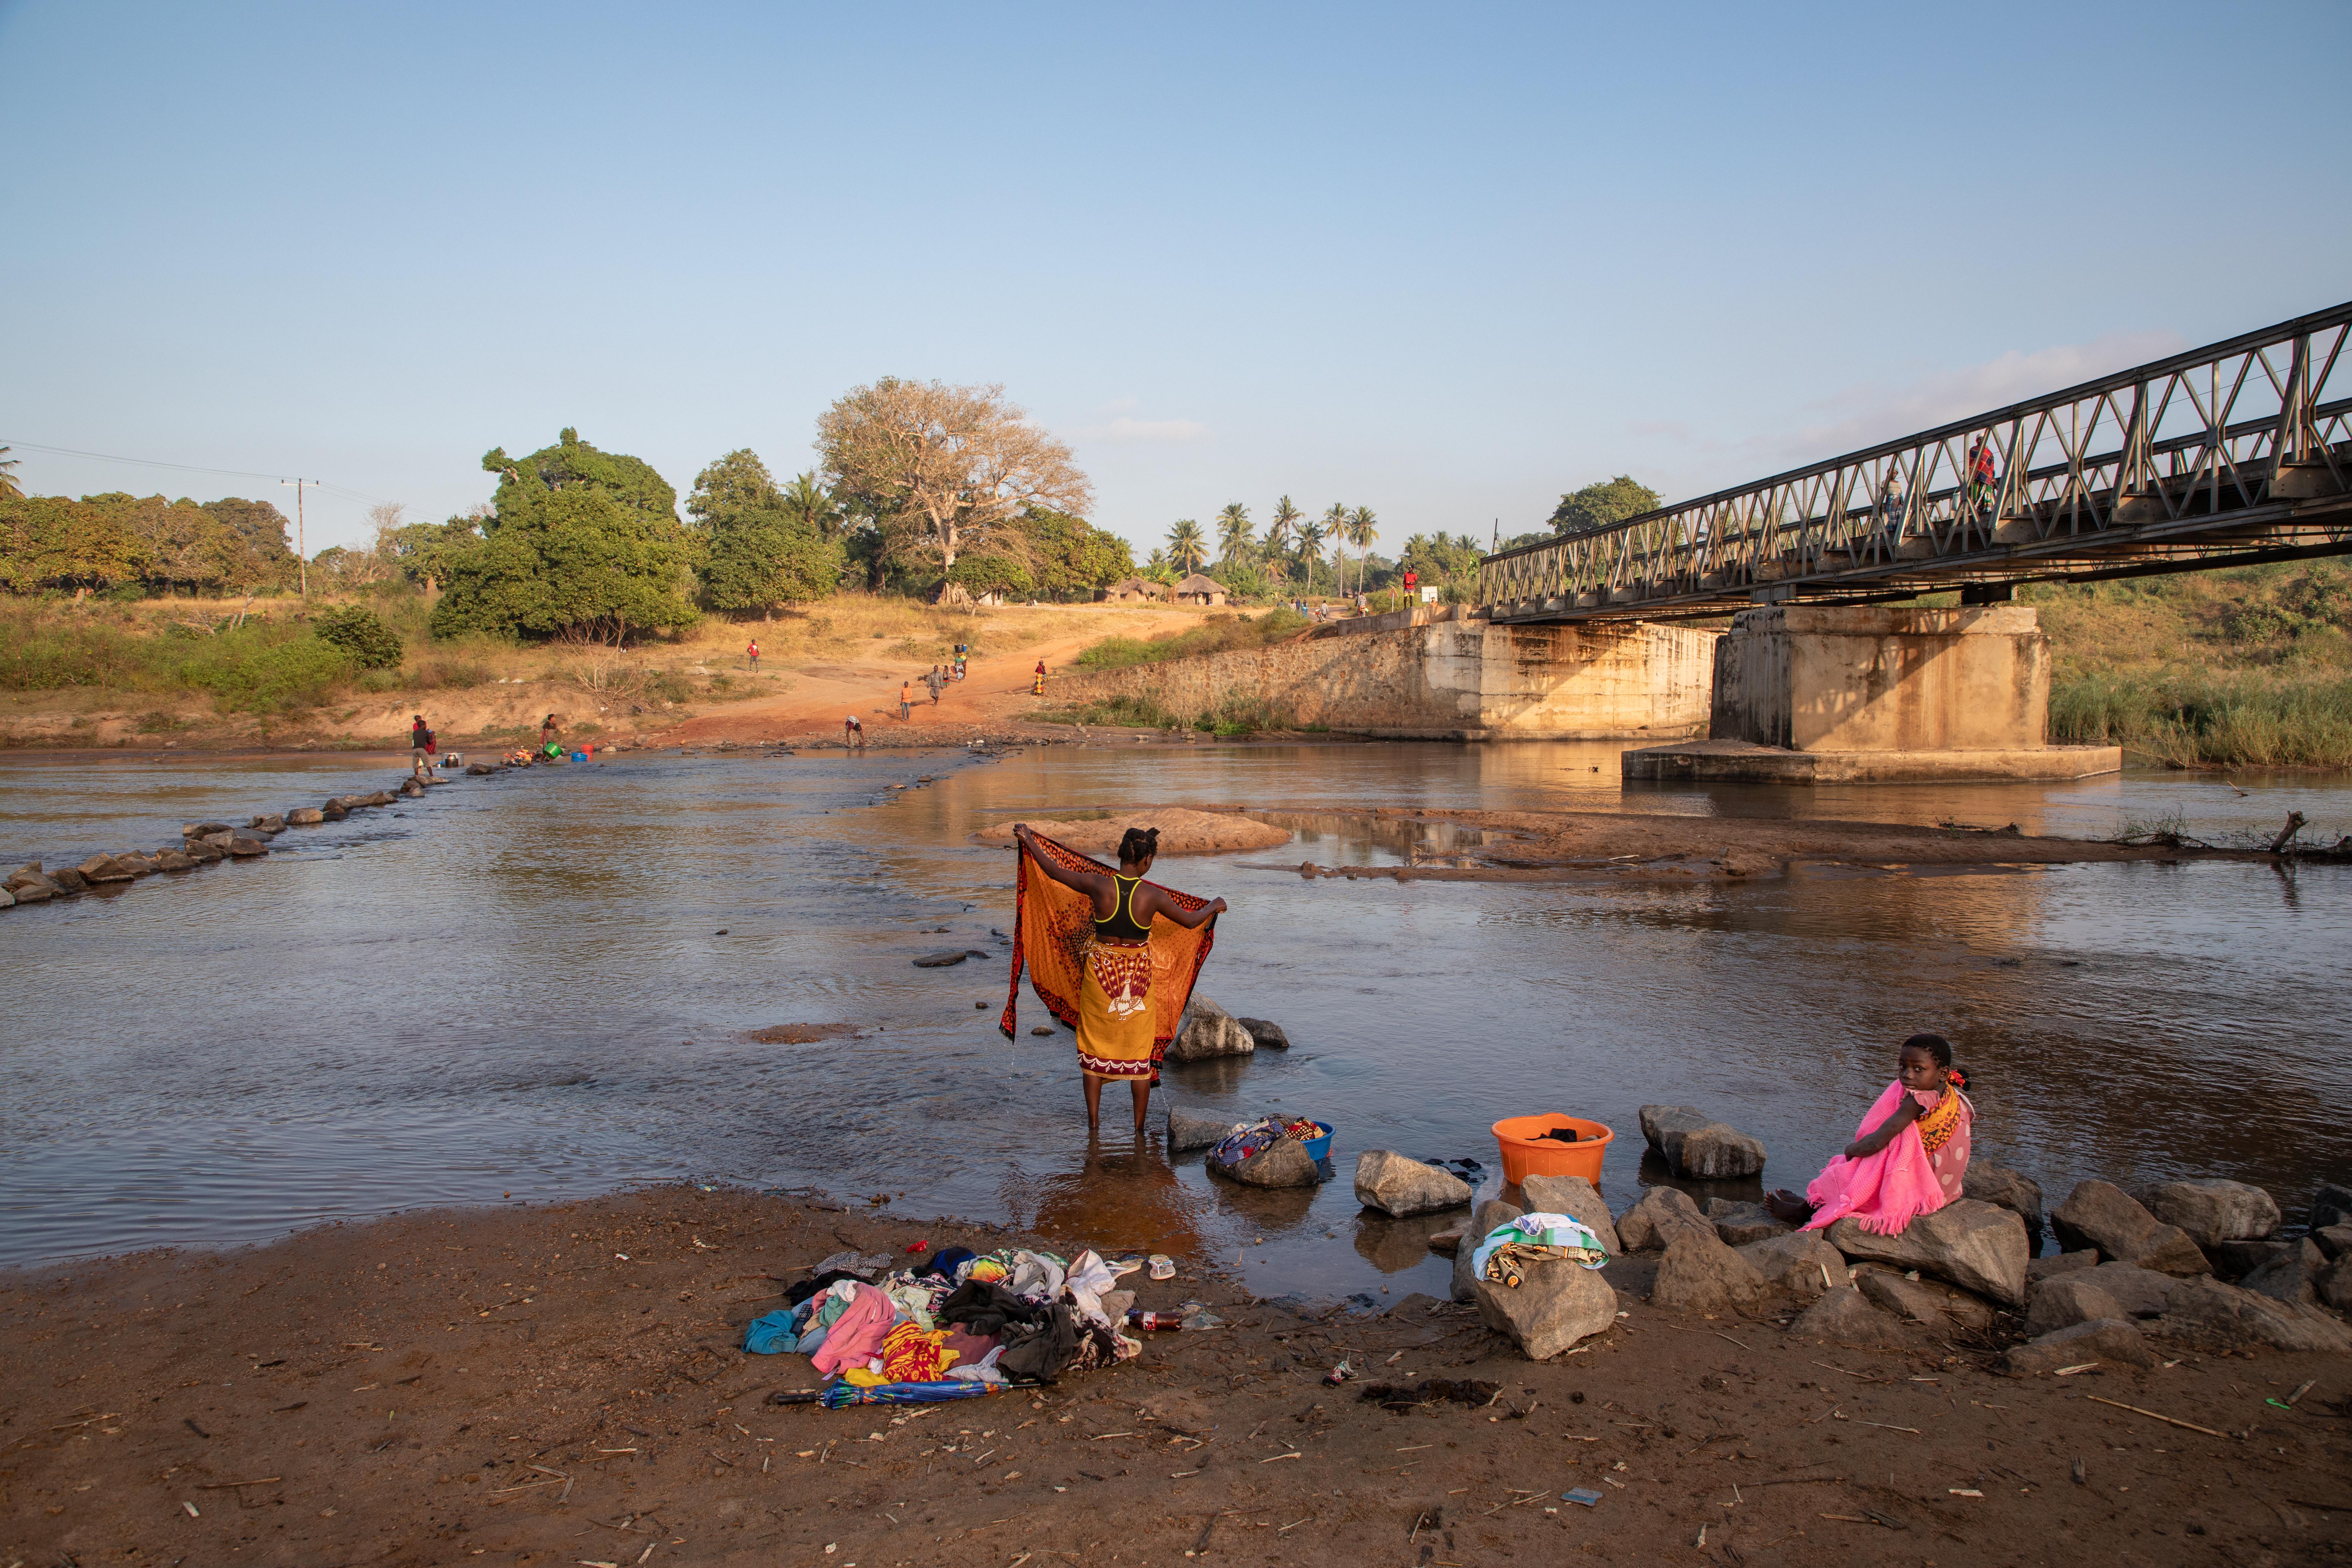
top-left (1764, 1033), bottom-right (1972, 1236)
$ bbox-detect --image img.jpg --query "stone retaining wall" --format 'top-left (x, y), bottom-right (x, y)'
top-left (1053, 617), bottom-right (1718, 740)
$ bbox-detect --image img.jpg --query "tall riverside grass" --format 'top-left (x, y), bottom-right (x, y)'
top-left (1072, 609), bottom-right (1309, 671)
top-left (2049, 670), bottom-right (2352, 768)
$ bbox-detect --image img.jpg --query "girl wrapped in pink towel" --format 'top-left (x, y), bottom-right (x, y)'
top-left (1765, 1033), bottom-right (1972, 1236)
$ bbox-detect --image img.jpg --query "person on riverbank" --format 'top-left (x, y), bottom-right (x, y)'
top-left (1764, 1033), bottom-right (1973, 1233)
top-left (898, 680), bottom-right (914, 721)
top-left (1032, 659), bottom-right (1048, 696)
top-left (540, 713), bottom-right (560, 749)
top-left (747, 637), bottom-right (760, 671)
top-left (925, 664), bottom-right (945, 705)
top-left (1006, 823), bottom-right (1226, 1134)
top-left (844, 713), bottom-right (864, 751)
top-left (410, 714), bottom-right (432, 777)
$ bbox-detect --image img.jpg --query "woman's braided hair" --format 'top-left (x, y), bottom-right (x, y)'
top-left (1118, 826), bottom-right (1161, 866)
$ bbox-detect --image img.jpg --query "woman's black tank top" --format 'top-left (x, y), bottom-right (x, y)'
top-left (1094, 874), bottom-right (1151, 941)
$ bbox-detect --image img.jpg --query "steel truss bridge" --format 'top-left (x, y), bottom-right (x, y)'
top-left (1482, 301), bottom-right (2352, 623)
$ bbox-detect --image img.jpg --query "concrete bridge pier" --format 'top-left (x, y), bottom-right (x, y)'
top-left (1623, 604), bottom-right (2122, 783)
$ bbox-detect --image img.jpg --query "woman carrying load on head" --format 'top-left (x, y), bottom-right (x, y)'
top-left (1004, 824), bottom-right (1226, 1134)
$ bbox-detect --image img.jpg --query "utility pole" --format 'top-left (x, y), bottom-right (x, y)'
top-left (280, 478), bottom-right (312, 600)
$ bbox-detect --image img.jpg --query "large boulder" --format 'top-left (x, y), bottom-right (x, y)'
top-left (1215, 1134), bottom-right (1318, 1190)
top-left (182, 822), bottom-right (233, 837)
top-left (153, 849), bottom-right (196, 872)
top-left (2317, 1224), bottom-right (2352, 1261)
top-left (1704, 1199), bottom-right (1790, 1247)
top-left (2155, 1277), bottom-right (2352, 1355)
top-left (1167, 996), bottom-right (1255, 1062)
top-left (2050, 1181), bottom-right (2211, 1276)
top-left (248, 813), bottom-right (286, 832)
top-left (1825, 1199), bottom-right (2030, 1307)
top-left (1520, 1175), bottom-right (1622, 1255)
top-left (2023, 1276), bottom-right (2130, 1337)
top-left (1652, 1230), bottom-right (1770, 1312)
top-left (1354, 1151), bottom-right (1473, 1218)
top-left (224, 833), bottom-right (269, 858)
top-left (77, 854), bottom-right (135, 883)
top-left (6, 868), bottom-right (61, 900)
top-left (1637, 1105), bottom-right (1766, 1179)
top-left (1737, 1231), bottom-right (1850, 1298)
top-left (1166, 1107), bottom-right (1241, 1154)
top-left (2079, 1262), bottom-right (2181, 1318)
top-left (1963, 1162), bottom-right (2045, 1244)
top-left (1475, 1258), bottom-right (1618, 1359)
top-left (2208, 1238), bottom-right (2290, 1280)
top-left (1786, 1285), bottom-right (1912, 1350)
top-left (2142, 1179), bottom-right (2281, 1248)
top-left (1616, 1185), bottom-right (1715, 1253)
top-left (1235, 1017), bottom-right (1290, 1050)
top-left (1857, 1270), bottom-right (1994, 1330)
top-left (1453, 1198), bottom-right (1525, 1303)
top-left (286, 807), bottom-right (326, 826)
top-left (49, 867), bottom-right (89, 892)
top-left (2309, 1183), bottom-right (2352, 1232)
top-left (2027, 1250), bottom-right (2099, 1286)
top-left (2319, 1254), bottom-right (2352, 1312)
top-left (2001, 1318), bottom-right (2158, 1376)
top-left (2238, 1238), bottom-right (2324, 1306)
top-left (467, 763), bottom-right (497, 776)
top-left (321, 802), bottom-right (349, 821)
top-left (398, 778), bottom-right (426, 799)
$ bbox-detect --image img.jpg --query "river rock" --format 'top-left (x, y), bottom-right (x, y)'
top-left (1737, 1231), bottom-right (1850, 1298)
top-left (184, 837), bottom-right (226, 862)
top-left (1825, 1199), bottom-right (2030, 1307)
top-left (912, 950), bottom-right (974, 967)
top-left (467, 763), bottom-right (497, 775)
top-left (49, 867), bottom-right (89, 892)
top-left (2206, 1238), bottom-right (2288, 1280)
top-left (2155, 1276), bottom-right (2352, 1354)
top-left (1354, 1150), bottom-right (1473, 1218)
top-left (2316, 1224), bottom-right (2352, 1261)
top-left (2023, 1275), bottom-right (2129, 1336)
top-left (2142, 1178), bottom-right (2281, 1248)
top-left (398, 778), bottom-right (426, 798)
top-left (1476, 1257), bottom-right (1617, 1359)
top-left (1652, 1229), bottom-right (1770, 1312)
top-left (1236, 1017), bottom-right (1290, 1050)
top-left (1963, 1162), bottom-right (2045, 1244)
top-left (154, 849), bottom-right (196, 871)
top-left (183, 821), bottom-right (233, 837)
top-left (113, 852), bottom-right (157, 874)
top-left (357, 790), bottom-right (396, 806)
top-left (2075, 1262), bottom-right (2179, 1318)
top-left (2001, 1318), bottom-right (2158, 1376)
top-left (1453, 1198), bottom-right (1526, 1303)
top-left (1520, 1175), bottom-right (1622, 1255)
top-left (321, 802), bottom-right (348, 820)
top-left (1617, 1185), bottom-right (1715, 1252)
top-left (224, 833), bottom-right (268, 858)
top-left (287, 806), bottom-right (325, 825)
top-left (1166, 1107), bottom-right (1240, 1154)
top-left (2319, 1254), bottom-right (2352, 1312)
top-left (1786, 1285), bottom-right (1912, 1349)
top-left (249, 813), bottom-right (286, 832)
top-left (2238, 1238), bottom-right (2324, 1305)
top-left (0, 887), bottom-right (12, 908)
top-left (2026, 1251), bottom-right (2099, 1291)
top-left (1217, 1134), bottom-right (1318, 1190)
top-left (1856, 1269), bottom-right (1993, 1329)
top-left (1168, 996), bottom-right (1255, 1062)
top-left (2312, 1183), bottom-right (2352, 1231)
top-left (2051, 1181), bottom-right (2211, 1275)
top-left (7, 866), bottom-right (61, 897)
top-left (1637, 1105), bottom-right (1766, 1179)
top-left (77, 854), bottom-right (135, 883)
top-left (1704, 1199), bottom-right (1791, 1247)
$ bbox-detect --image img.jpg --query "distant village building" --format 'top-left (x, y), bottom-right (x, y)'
top-left (1102, 577), bottom-right (1165, 604)
top-left (1172, 573), bottom-right (1228, 607)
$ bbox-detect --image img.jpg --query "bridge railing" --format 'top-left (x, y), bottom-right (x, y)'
top-left (1482, 301), bottom-right (2352, 614)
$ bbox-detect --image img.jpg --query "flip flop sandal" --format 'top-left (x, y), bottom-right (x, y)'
top-left (1148, 1254), bottom-right (1176, 1281)
top-left (1108, 1256), bottom-right (1144, 1279)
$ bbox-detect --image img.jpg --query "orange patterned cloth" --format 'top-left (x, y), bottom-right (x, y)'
top-left (879, 1321), bottom-right (956, 1382)
top-left (1000, 832), bottom-right (1218, 1082)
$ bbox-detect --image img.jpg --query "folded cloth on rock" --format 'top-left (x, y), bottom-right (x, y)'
top-left (808, 1282), bottom-right (896, 1377)
top-left (1208, 1119), bottom-right (1288, 1168)
top-left (1470, 1213), bottom-right (1609, 1285)
top-left (742, 1309), bottom-right (803, 1355)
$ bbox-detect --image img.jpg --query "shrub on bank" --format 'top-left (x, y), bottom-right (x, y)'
top-left (1073, 609), bottom-right (1310, 672)
top-left (2049, 668), bottom-right (2352, 768)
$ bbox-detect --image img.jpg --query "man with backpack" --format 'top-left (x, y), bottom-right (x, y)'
top-left (410, 714), bottom-right (434, 778)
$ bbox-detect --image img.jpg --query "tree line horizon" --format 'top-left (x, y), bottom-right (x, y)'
top-left (0, 386), bottom-right (1659, 640)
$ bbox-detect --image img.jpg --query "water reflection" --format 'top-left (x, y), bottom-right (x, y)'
top-left (1, 745), bottom-right (2348, 1298)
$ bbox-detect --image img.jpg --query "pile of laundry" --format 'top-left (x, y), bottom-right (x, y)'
top-left (1469, 1213), bottom-right (1609, 1287)
top-left (742, 1244), bottom-right (1142, 1404)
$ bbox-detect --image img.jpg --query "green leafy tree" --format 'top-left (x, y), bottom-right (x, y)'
top-left (0, 447), bottom-right (21, 501)
top-left (1167, 518), bottom-right (1208, 573)
top-left (1548, 475), bottom-right (1661, 534)
top-left (431, 429), bottom-right (696, 642)
top-left (1215, 501), bottom-right (1253, 566)
top-left (1143, 546), bottom-right (1175, 583)
top-left (687, 448), bottom-right (844, 616)
top-left (0, 494), bottom-right (151, 593)
top-left (311, 604), bottom-right (404, 669)
top-left (778, 470), bottom-right (848, 540)
top-left (1017, 507), bottom-right (1135, 601)
top-left (1268, 496), bottom-right (1301, 556)
top-left (383, 512), bottom-right (486, 590)
top-left (1295, 516), bottom-right (1327, 593)
top-left (1344, 505), bottom-right (1379, 593)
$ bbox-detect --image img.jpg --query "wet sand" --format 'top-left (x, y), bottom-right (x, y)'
top-left (6, 1186), bottom-right (2345, 1567)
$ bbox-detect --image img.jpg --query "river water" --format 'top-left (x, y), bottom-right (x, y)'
top-left (4, 743), bottom-right (2349, 1304)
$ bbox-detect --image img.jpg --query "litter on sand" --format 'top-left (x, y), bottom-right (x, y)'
top-left (1561, 1489), bottom-right (1603, 1507)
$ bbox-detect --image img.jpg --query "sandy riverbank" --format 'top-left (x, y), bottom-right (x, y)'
top-left (4, 1185), bottom-right (2344, 1567)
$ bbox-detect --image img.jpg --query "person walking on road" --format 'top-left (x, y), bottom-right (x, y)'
top-left (925, 664), bottom-right (946, 705)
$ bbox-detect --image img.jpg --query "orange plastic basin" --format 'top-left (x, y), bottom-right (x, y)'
top-left (1491, 1114), bottom-right (1614, 1186)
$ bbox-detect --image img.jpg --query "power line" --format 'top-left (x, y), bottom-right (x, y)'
top-left (0, 438), bottom-right (387, 507)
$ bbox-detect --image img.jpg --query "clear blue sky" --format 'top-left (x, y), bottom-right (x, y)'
top-left (5, 0), bottom-right (2347, 559)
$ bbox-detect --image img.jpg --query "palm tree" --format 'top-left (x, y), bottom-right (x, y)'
top-left (1344, 505), bottom-right (1378, 593)
top-left (1214, 501), bottom-right (1252, 566)
top-left (1294, 518), bottom-right (1325, 594)
top-left (779, 470), bottom-right (846, 539)
top-left (1167, 518), bottom-right (1208, 573)
top-left (1263, 495), bottom-right (1298, 575)
top-left (0, 446), bottom-right (20, 500)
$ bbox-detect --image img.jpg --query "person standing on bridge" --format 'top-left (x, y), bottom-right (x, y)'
top-left (1878, 468), bottom-right (1908, 546)
top-left (1966, 438), bottom-right (2000, 525)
